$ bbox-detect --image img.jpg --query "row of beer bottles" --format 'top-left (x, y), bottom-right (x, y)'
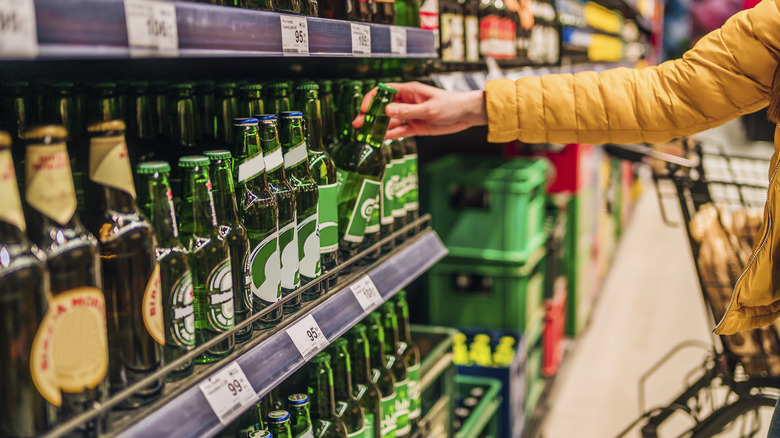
top-left (226, 292), bottom-right (422, 438)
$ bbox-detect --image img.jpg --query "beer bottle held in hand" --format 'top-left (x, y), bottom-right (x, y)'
top-left (178, 155), bottom-right (236, 363)
top-left (280, 112), bottom-right (321, 301)
top-left (257, 115), bottom-right (300, 314)
top-left (379, 302), bottom-right (410, 437)
top-left (297, 84), bottom-right (339, 288)
top-left (393, 291), bottom-right (421, 430)
top-left (347, 324), bottom-right (382, 438)
top-left (22, 125), bottom-right (109, 427)
top-left (288, 394), bottom-right (315, 438)
top-left (87, 121), bottom-right (164, 408)
top-left (308, 352), bottom-right (349, 438)
top-left (136, 161), bottom-right (196, 380)
top-left (365, 313), bottom-right (397, 438)
top-left (0, 132), bottom-right (55, 437)
top-left (332, 84), bottom-right (397, 263)
top-left (232, 118), bottom-right (282, 330)
top-left (328, 338), bottom-right (367, 437)
top-left (269, 410), bottom-right (294, 438)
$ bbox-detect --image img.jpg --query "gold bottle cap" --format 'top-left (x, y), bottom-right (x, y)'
top-left (21, 125), bottom-right (68, 140)
top-left (0, 131), bottom-right (10, 148)
top-left (87, 120), bottom-right (126, 133)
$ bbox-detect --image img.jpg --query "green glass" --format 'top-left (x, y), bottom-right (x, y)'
top-left (280, 112), bottom-right (321, 302)
top-left (316, 80), bottom-right (338, 155)
top-left (378, 139), bottom-right (398, 253)
top-left (288, 394), bottom-right (315, 438)
top-left (361, 80), bottom-right (377, 96)
top-left (269, 410), bottom-right (294, 438)
top-left (297, 84), bottom-right (339, 288)
top-left (125, 82), bottom-right (158, 164)
top-left (214, 83), bottom-right (239, 149)
top-left (232, 118), bottom-right (282, 330)
top-left (167, 83), bottom-right (198, 194)
top-left (328, 339), bottom-right (366, 436)
top-left (194, 81), bottom-right (216, 149)
top-left (332, 84), bottom-right (396, 262)
top-left (204, 150), bottom-right (253, 343)
top-left (393, 291), bottom-right (421, 428)
top-left (379, 302), bottom-right (410, 437)
top-left (1, 82), bottom-right (32, 147)
top-left (86, 82), bottom-right (119, 126)
top-left (365, 313), bottom-right (397, 438)
top-left (257, 115), bottom-right (300, 313)
top-left (347, 324), bottom-right (382, 438)
top-left (265, 83), bottom-right (292, 117)
top-left (136, 161), bottom-right (196, 381)
top-left (388, 139), bottom-right (407, 246)
top-left (336, 81), bottom-right (363, 146)
top-left (150, 81), bottom-right (169, 143)
top-left (178, 156), bottom-right (236, 363)
top-left (308, 352), bottom-right (349, 438)
top-left (241, 0), bottom-right (275, 10)
top-left (301, 0), bottom-right (318, 16)
top-left (401, 137), bottom-right (419, 237)
top-left (395, 0), bottom-right (420, 26)
top-left (240, 84), bottom-right (265, 119)
top-left (236, 401), bottom-right (265, 437)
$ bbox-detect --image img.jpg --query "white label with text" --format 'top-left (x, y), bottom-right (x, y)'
top-left (199, 362), bottom-right (258, 426)
top-left (287, 314), bottom-right (329, 360)
top-left (280, 15), bottom-right (309, 55)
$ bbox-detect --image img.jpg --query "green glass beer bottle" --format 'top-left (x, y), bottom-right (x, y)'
top-left (194, 81), bottom-right (216, 149)
top-left (269, 410), bottom-right (294, 438)
top-left (396, 0), bottom-right (420, 26)
top-left (236, 400), bottom-right (266, 437)
top-left (204, 150), bottom-right (253, 343)
top-left (336, 81), bottom-right (364, 147)
top-left (347, 324), bottom-right (382, 438)
top-left (297, 84), bottom-right (339, 288)
top-left (232, 118), bottom-right (282, 330)
top-left (279, 112), bottom-right (321, 301)
top-left (266, 83), bottom-right (292, 117)
top-left (22, 125), bottom-right (110, 425)
top-left (258, 115), bottom-right (300, 314)
top-left (125, 82), bottom-right (158, 164)
top-left (401, 137), bottom-right (419, 237)
top-left (240, 84), bottom-right (265, 119)
top-left (136, 161), bottom-right (196, 381)
top-left (316, 80), bottom-right (338, 155)
top-left (167, 83), bottom-right (198, 194)
top-left (214, 83), bottom-right (240, 150)
top-left (178, 155), bottom-right (236, 363)
top-left (393, 291), bottom-right (421, 429)
top-left (365, 313), bottom-right (398, 438)
top-left (328, 339), bottom-right (367, 437)
top-left (288, 394), bottom-right (315, 438)
top-left (379, 302), bottom-right (410, 437)
top-left (0, 132), bottom-right (55, 437)
top-left (332, 84), bottom-right (396, 262)
top-left (308, 352), bottom-right (349, 438)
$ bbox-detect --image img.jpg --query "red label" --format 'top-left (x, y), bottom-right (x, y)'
top-left (420, 11), bottom-right (439, 31)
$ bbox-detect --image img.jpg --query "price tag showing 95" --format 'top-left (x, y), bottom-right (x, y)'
top-left (199, 362), bottom-right (258, 425)
top-left (280, 15), bottom-right (309, 55)
top-left (124, 0), bottom-right (178, 56)
top-left (287, 314), bottom-right (329, 360)
top-left (351, 23), bottom-right (371, 55)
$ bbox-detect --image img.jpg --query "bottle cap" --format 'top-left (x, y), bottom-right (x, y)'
top-left (474, 334), bottom-right (490, 344)
top-left (287, 393), bottom-right (310, 406)
top-left (240, 83), bottom-right (264, 92)
top-left (454, 333), bottom-right (467, 343)
top-left (295, 83), bottom-right (319, 91)
top-left (267, 410), bottom-right (290, 423)
top-left (249, 431), bottom-right (272, 438)
top-left (170, 82), bottom-right (196, 91)
top-left (91, 82), bottom-right (116, 91)
top-left (318, 79), bottom-right (332, 91)
top-left (348, 80), bottom-right (363, 88)
top-left (234, 117), bottom-right (259, 126)
top-left (216, 82), bottom-right (237, 90)
top-left (87, 120), bottom-right (126, 133)
top-left (51, 82), bottom-right (75, 90)
top-left (280, 111), bottom-right (303, 118)
top-left (137, 161), bottom-right (171, 174)
top-left (178, 155), bottom-right (210, 167)
top-left (0, 131), bottom-right (10, 148)
top-left (350, 323), bottom-right (367, 335)
top-left (381, 301), bottom-right (396, 312)
top-left (378, 83), bottom-right (398, 95)
top-left (258, 114), bottom-right (278, 121)
top-left (396, 290), bottom-right (407, 299)
top-left (21, 125), bottom-right (68, 140)
top-left (311, 351), bottom-right (331, 363)
top-left (268, 82), bottom-right (290, 91)
top-left (204, 150), bottom-right (232, 160)
top-left (367, 312), bottom-right (382, 324)
top-left (330, 338), bottom-right (348, 349)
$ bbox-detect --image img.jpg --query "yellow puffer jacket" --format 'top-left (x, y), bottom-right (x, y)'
top-left (485, 0), bottom-right (780, 335)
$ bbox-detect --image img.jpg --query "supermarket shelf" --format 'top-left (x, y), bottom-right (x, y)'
top-left (4, 0), bottom-right (436, 60)
top-left (592, 0), bottom-right (654, 33)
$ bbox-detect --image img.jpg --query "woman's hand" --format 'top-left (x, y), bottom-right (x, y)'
top-left (352, 82), bottom-right (487, 140)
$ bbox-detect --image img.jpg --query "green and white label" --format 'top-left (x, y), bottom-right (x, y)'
top-left (170, 272), bottom-right (195, 347)
top-left (360, 412), bottom-right (375, 438)
top-left (381, 162), bottom-right (397, 225)
top-left (344, 179), bottom-right (381, 243)
top-left (407, 363), bottom-right (421, 420)
top-left (248, 233), bottom-right (281, 303)
top-left (394, 379), bottom-right (411, 436)
top-left (237, 154), bottom-right (265, 183)
top-left (380, 393), bottom-right (398, 438)
top-left (297, 211), bottom-right (321, 279)
top-left (347, 425), bottom-right (368, 437)
top-left (206, 259), bottom-right (234, 331)
top-left (279, 220), bottom-right (300, 290)
top-left (404, 154), bottom-right (418, 211)
top-left (299, 426), bottom-right (314, 438)
top-left (336, 168), bottom-right (346, 198)
top-left (284, 141), bottom-right (309, 169)
top-left (318, 182), bottom-right (339, 253)
top-left (365, 193), bottom-right (380, 234)
top-left (264, 148), bottom-right (284, 173)
top-left (390, 158), bottom-right (407, 219)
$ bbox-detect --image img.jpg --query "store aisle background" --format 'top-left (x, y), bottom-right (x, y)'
top-left (541, 119), bottom-right (775, 437)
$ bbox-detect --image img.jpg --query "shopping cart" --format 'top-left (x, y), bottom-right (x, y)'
top-left (607, 140), bottom-right (780, 438)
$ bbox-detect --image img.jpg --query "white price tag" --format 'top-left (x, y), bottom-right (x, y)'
top-left (199, 362), bottom-right (258, 426)
top-left (350, 23), bottom-right (371, 55)
top-left (280, 15), bottom-right (309, 55)
top-left (0, 0), bottom-right (38, 58)
top-left (390, 27), bottom-right (406, 56)
top-left (287, 314), bottom-right (329, 360)
top-left (124, 0), bottom-right (178, 56)
top-left (351, 275), bottom-right (383, 311)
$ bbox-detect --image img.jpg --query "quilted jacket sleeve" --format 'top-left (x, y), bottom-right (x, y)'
top-left (485, 0), bottom-right (780, 145)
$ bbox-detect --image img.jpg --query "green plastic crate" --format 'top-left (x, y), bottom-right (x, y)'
top-left (524, 336), bottom-right (545, 417)
top-left (564, 192), bottom-right (597, 336)
top-left (428, 247), bottom-right (547, 334)
top-left (454, 375), bottom-right (503, 438)
top-left (426, 155), bottom-right (549, 263)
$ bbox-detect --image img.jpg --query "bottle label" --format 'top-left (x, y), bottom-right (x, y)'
top-left (299, 426), bottom-right (314, 438)
top-left (297, 211), bottom-right (321, 278)
top-left (403, 154), bottom-right (418, 212)
top-left (441, 13), bottom-right (465, 62)
top-left (318, 182), bottom-right (339, 253)
top-left (394, 378), bottom-right (411, 436)
top-left (0, 148), bottom-right (25, 231)
top-left (336, 168), bottom-right (346, 198)
top-left (360, 412), bottom-right (375, 438)
top-left (248, 233), bottom-right (281, 303)
top-left (264, 148), bottom-right (284, 173)
top-left (380, 393), bottom-right (398, 438)
top-left (170, 271), bottom-right (196, 347)
top-left (284, 141), bottom-right (308, 169)
top-left (465, 15), bottom-right (480, 62)
top-left (365, 193), bottom-right (380, 234)
top-left (390, 158), bottom-right (407, 219)
top-left (25, 142), bottom-right (77, 225)
top-left (142, 263), bottom-right (166, 345)
top-left (407, 363), bottom-right (421, 420)
top-left (206, 259), bottom-right (235, 331)
top-left (380, 162), bottom-right (395, 226)
top-left (30, 287), bottom-right (109, 406)
top-left (279, 220), bottom-right (301, 289)
top-left (344, 178), bottom-right (381, 243)
top-left (238, 154), bottom-right (266, 183)
top-left (347, 425), bottom-right (368, 437)
top-left (420, 0), bottom-right (440, 49)
top-left (89, 134), bottom-right (137, 198)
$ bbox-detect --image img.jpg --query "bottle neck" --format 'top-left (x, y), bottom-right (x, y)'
top-left (179, 167), bottom-right (218, 235)
top-left (331, 348), bottom-right (355, 400)
top-left (350, 336), bottom-right (372, 385)
top-left (259, 122), bottom-right (285, 182)
top-left (301, 97), bottom-right (325, 153)
top-left (49, 93), bottom-right (83, 145)
top-left (171, 93), bottom-right (197, 148)
top-left (356, 91), bottom-right (393, 148)
top-left (215, 94), bottom-right (238, 145)
top-left (382, 311), bottom-right (402, 353)
top-left (138, 174), bottom-right (180, 247)
top-left (291, 404), bottom-right (312, 430)
top-left (241, 91), bottom-right (264, 119)
top-left (320, 91), bottom-right (337, 145)
top-left (397, 300), bottom-right (413, 343)
top-left (102, 187), bottom-right (137, 214)
top-left (130, 93), bottom-right (156, 141)
top-left (310, 363), bottom-right (337, 420)
top-left (368, 324), bottom-right (387, 369)
top-left (341, 89), bottom-right (362, 143)
top-left (210, 161), bottom-right (241, 226)
top-left (89, 132), bottom-right (138, 214)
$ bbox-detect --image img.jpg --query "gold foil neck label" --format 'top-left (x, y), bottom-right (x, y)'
top-left (0, 149), bottom-right (26, 231)
top-left (30, 287), bottom-right (109, 405)
top-left (142, 264), bottom-right (165, 345)
top-left (25, 143), bottom-right (77, 226)
top-left (89, 135), bottom-right (137, 199)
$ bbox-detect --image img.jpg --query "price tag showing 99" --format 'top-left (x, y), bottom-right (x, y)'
top-left (199, 362), bottom-right (258, 426)
top-left (287, 314), bottom-right (329, 360)
top-left (280, 15), bottom-right (309, 55)
top-left (351, 23), bottom-right (371, 55)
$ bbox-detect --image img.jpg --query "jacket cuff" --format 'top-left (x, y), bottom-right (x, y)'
top-left (485, 78), bottom-right (548, 144)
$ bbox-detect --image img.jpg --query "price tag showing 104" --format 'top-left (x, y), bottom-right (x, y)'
top-left (124, 0), bottom-right (178, 55)
top-left (287, 313), bottom-right (329, 360)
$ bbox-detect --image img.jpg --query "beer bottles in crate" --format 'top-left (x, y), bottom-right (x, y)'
top-left (365, 313), bottom-right (397, 438)
top-left (232, 118), bottom-right (282, 330)
top-left (288, 393), bottom-right (315, 438)
top-left (347, 324), bottom-right (382, 438)
top-left (268, 410), bottom-right (294, 438)
top-left (308, 352), bottom-right (349, 437)
top-left (379, 302), bottom-right (410, 437)
top-left (136, 161), bottom-right (196, 381)
top-left (393, 291), bottom-right (421, 428)
top-left (329, 338), bottom-right (367, 437)
top-left (178, 155), bottom-right (236, 363)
